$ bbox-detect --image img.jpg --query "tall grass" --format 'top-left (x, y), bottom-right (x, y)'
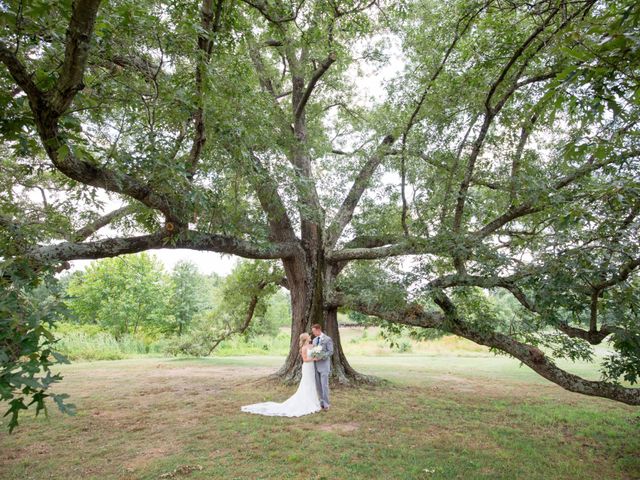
top-left (53, 323), bottom-right (168, 361)
top-left (52, 322), bottom-right (294, 360)
top-left (51, 322), bottom-right (494, 362)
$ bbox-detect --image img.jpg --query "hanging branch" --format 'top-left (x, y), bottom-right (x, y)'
top-left (206, 281), bottom-right (268, 355)
top-left (334, 292), bottom-right (640, 405)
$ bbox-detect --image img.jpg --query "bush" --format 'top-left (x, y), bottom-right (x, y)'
top-left (0, 260), bottom-right (74, 432)
top-left (395, 339), bottom-right (413, 353)
top-left (52, 322), bottom-right (106, 337)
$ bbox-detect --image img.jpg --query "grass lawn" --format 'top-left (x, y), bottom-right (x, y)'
top-left (1, 352), bottom-right (638, 480)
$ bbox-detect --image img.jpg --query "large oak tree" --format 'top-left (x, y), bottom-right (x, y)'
top-left (1, 0), bottom-right (639, 406)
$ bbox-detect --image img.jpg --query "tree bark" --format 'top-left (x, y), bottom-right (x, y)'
top-left (267, 45), bottom-right (372, 386)
top-left (324, 305), bottom-right (375, 384)
top-left (272, 256), bottom-right (309, 384)
top-left (271, 255), bottom-right (374, 385)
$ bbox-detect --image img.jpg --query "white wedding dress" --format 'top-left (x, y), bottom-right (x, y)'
top-left (241, 360), bottom-right (321, 417)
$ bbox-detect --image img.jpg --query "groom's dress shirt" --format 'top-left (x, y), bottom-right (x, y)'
top-left (314, 333), bottom-right (325, 346)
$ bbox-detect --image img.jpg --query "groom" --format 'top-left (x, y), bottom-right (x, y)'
top-left (311, 323), bottom-right (333, 411)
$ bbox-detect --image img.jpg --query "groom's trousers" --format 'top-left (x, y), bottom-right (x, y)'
top-left (315, 367), bottom-right (330, 407)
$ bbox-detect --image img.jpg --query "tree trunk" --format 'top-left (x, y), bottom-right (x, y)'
top-left (270, 61), bottom-right (375, 386)
top-left (272, 267), bottom-right (308, 384)
top-left (272, 256), bottom-right (376, 385)
top-left (324, 305), bottom-right (376, 384)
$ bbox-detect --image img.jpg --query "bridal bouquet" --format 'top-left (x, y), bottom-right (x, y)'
top-left (309, 345), bottom-right (324, 359)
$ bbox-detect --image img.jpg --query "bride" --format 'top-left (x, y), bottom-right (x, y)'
top-left (241, 333), bottom-right (321, 417)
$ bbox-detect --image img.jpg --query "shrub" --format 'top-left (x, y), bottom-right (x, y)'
top-left (395, 339), bottom-right (413, 353)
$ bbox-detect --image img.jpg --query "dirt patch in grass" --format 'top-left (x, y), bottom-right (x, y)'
top-left (325, 422), bottom-right (359, 433)
top-left (124, 445), bottom-right (179, 470)
top-left (307, 422), bottom-right (361, 433)
top-left (431, 373), bottom-right (482, 392)
top-left (150, 364), bottom-right (273, 377)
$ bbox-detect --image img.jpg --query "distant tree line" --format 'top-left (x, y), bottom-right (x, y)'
top-left (59, 254), bottom-right (291, 342)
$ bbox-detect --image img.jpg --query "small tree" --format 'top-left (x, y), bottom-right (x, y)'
top-left (65, 253), bottom-right (172, 337)
top-left (169, 260), bottom-right (206, 335)
top-left (168, 260), bottom-right (281, 356)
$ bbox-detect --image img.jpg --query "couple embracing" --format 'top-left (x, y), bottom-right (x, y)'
top-left (241, 324), bottom-right (333, 417)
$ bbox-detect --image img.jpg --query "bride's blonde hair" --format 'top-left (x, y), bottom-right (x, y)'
top-left (298, 332), bottom-right (310, 351)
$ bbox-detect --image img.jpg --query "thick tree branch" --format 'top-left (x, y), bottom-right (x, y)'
top-left (26, 230), bottom-right (299, 263)
top-left (424, 260), bottom-right (639, 346)
top-left (555, 323), bottom-right (622, 345)
top-left (399, 1), bottom-right (491, 235)
top-left (246, 38), bottom-right (293, 137)
top-left (327, 143), bottom-right (638, 267)
top-left (326, 234), bottom-right (405, 275)
top-left (263, 39), bottom-right (284, 47)
top-left (0, 42), bottom-right (43, 102)
top-left (248, 42), bottom-right (278, 97)
top-left (440, 113), bottom-right (479, 225)
top-left (44, 137), bottom-right (181, 222)
top-left (327, 236), bottom-right (437, 262)
top-left (1, 1), bottom-right (182, 223)
top-left (186, 0), bottom-right (224, 180)
top-left (484, 7), bottom-right (560, 113)
top-left (248, 150), bottom-right (297, 242)
top-left (475, 148), bottom-right (640, 239)
top-left (342, 234), bottom-right (403, 249)
top-left (294, 52), bottom-right (337, 121)
top-left (451, 2), bottom-right (595, 262)
top-left (510, 111), bottom-right (539, 204)
top-left (50, 0), bottom-right (103, 115)
top-left (336, 294), bottom-right (640, 405)
top-left (69, 205), bottom-right (134, 242)
top-left (106, 54), bottom-right (159, 80)
top-left (326, 134), bottom-right (396, 247)
top-left (594, 257), bottom-right (640, 290)
top-left (452, 10), bottom-right (559, 236)
top-left (240, 0), bottom-right (298, 24)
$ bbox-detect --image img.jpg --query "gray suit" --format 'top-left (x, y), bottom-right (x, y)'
top-left (313, 334), bottom-right (333, 408)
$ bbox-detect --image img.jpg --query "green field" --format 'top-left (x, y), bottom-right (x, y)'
top-left (1, 344), bottom-right (638, 480)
